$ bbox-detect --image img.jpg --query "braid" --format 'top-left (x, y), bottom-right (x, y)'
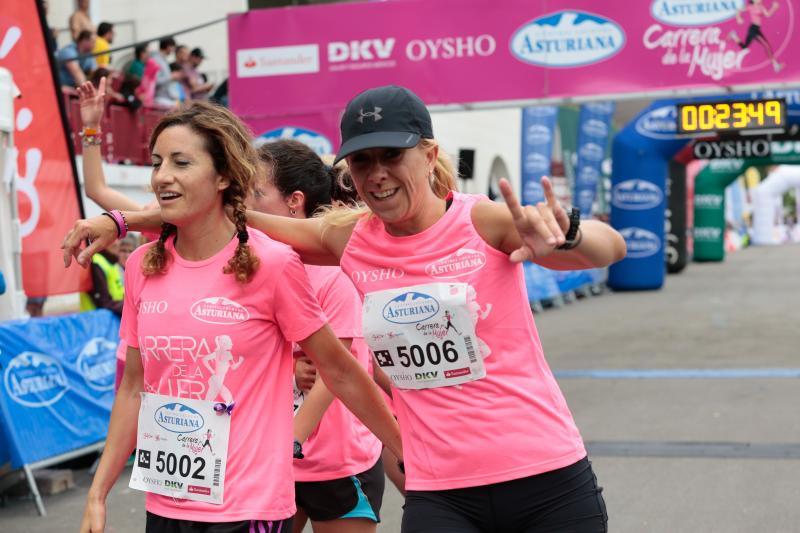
top-left (223, 195), bottom-right (260, 283)
top-left (142, 223), bottom-right (176, 276)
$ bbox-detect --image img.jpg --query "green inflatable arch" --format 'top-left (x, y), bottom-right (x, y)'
top-left (692, 143), bottom-right (800, 262)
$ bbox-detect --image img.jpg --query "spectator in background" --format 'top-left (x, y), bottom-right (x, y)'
top-left (90, 68), bottom-right (125, 104)
top-left (175, 44), bottom-right (190, 66)
top-left (184, 47), bottom-right (214, 100)
top-left (79, 245), bottom-right (124, 316)
top-left (127, 43), bottom-right (149, 80)
top-left (56, 30), bottom-right (96, 88)
top-left (151, 37), bottom-right (183, 106)
top-left (93, 22), bottom-right (114, 67)
top-left (116, 235), bottom-right (138, 272)
top-left (161, 63), bottom-right (187, 106)
top-left (69, 0), bottom-right (94, 41)
top-left (135, 56), bottom-right (161, 107)
top-left (26, 297), bottom-right (47, 317)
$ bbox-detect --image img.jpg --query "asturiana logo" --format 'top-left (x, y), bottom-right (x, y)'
top-left (426, 249), bottom-right (487, 278)
top-left (524, 153), bottom-right (550, 174)
top-left (191, 297), bottom-right (249, 325)
top-left (77, 337), bottom-right (118, 391)
top-left (578, 142), bottom-right (604, 162)
top-left (635, 105), bottom-right (679, 139)
top-left (155, 403), bottom-right (204, 434)
top-left (612, 180), bottom-right (664, 210)
top-left (525, 124), bottom-right (553, 145)
top-left (382, 292), bottom-right (440, 324)
top-left (257, 127), bottom-right (333, 156)
top-left (4, 352), bottom-right (69, 408)
top-left (650, 0), bottom-right (743, 26)
top-left (620, 227), bottom-right (661, 258)
top-left (581, 118), bottom-right (610, 138)
top-left (511, 11), bottom-right (625, 68)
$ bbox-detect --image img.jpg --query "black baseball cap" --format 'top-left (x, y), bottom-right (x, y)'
top-left (190, 47), bottom-right (205, 59)
top-left (334, 85), bottom-right (434, 164)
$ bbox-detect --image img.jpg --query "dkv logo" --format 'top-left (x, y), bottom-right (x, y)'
top-left (651, 0), bottom-right (744, 26)
top-left (612, 180), bottom-right (663, 210)
top-left (258, 127), bottom-right (333, 156)
top-left (155, 403), bottom-right (205, 434)
top-left (4, 352), bottom-right (69, 408)
top-left (382, 292), bottom-right (440, 324)
top-left (77, 337), bottom-right (118, 391)
top-left (191, 297), bottom-right (249, 325)
top-left (511, 10), bottom-right (625, 67)
top-left (620, 227), bottom-right (661, 258)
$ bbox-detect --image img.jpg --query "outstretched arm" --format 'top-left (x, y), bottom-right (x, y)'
top-left (77, 78), bottom-right (145, 213)
top-left (244, 210), bottom-right (353, 265)
top-left (472, 177), bottom-right (626, 270)
top-left (62, 209), bottom-right (162, 268)
top-left (298, 325), bottom-right (402, 458)
top-left (292, 340), bottom-right (351, 444)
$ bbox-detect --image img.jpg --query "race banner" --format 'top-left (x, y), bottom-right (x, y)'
top-left (230, 0), bottom-right (800, 129)
top-left (574, 102), bottom-right (614, 217)
top-left (0, 0), bottom-right (84, 297)
top-left (520, 106), bottom-right (557, 205)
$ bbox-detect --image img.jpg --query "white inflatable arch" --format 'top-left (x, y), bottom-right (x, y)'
top-left (751, 165), bottom-right (800, 245)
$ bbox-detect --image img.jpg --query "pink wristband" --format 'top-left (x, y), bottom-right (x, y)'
top-left (108, 209), bottom-right (128, 239)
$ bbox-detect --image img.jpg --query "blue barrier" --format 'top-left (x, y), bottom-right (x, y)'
top-left (0, 310), bottom-right (119, 470)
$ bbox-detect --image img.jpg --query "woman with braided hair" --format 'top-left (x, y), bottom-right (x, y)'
top-left (78, 102), bottom-right (401, 533)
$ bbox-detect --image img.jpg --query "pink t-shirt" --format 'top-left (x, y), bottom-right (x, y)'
top-left (340, 192), bottom-right (586, 491)
top-left (122, 229), bottom-right (326, 522)
top-left (293, 266), bottom-right (382, 481)
top-left (746, 3), bottom-right (765, 25)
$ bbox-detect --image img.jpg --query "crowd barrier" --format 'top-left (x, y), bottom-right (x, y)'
top-left (0, 310), bottom-right (119, 515)
top-left (523, 264), bottom-right (606, 309)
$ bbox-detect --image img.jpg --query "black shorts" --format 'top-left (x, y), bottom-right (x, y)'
top-left (295, 457), bottom-right (385, 522)
top-left (146, 512), bottom-right (292, 533)
top-left (401, 457), bottom-right (607, 533)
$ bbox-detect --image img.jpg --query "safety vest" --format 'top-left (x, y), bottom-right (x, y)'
top-left (79, 254), bottom-right (124, 311)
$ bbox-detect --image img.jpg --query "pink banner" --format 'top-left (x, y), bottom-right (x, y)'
top-left (230, 0), bottom-right (799, 143)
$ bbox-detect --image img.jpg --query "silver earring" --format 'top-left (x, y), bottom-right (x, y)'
top-left (290, 209), bottom-right (296, 215)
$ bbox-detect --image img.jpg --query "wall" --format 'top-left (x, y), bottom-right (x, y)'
top-left (431, 108), bottom-right (521, 198)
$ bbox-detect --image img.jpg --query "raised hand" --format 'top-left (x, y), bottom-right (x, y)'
top-left (61, 214), bottom-right (118, 268)
top-left (499, 176), bottom-right (567, 262)
top-left (77, 76), bottom-right (106, 129)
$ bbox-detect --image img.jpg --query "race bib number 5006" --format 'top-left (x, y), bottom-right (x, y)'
top-left (363, 283), bottom-right (485, 390)
top-left (129, 393), bottom-right (230, 504)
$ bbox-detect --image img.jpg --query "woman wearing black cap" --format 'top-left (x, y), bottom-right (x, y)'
top-left (63, 85), bottom-right (625, 533)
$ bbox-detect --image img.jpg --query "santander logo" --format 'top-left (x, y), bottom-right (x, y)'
top-left (190, 297), bottom-right (249, 325)
top-left (426, 248), bottom-right (487, 278)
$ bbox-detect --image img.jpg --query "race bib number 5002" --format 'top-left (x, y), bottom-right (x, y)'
top-left (363, 283), bottom-right (485, 390)
top-left (129, 393), bottom-right (230, 504)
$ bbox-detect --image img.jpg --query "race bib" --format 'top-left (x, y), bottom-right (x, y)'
top-left (363, 282), bottom-right (485, 390)
top-left (129, 393), bottom-right (230, 504)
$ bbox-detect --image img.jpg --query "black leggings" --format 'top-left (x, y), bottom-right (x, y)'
top-left (401, 457), bottom-right (607, 533)
top-left (146, 512), bottom-right (292, 533)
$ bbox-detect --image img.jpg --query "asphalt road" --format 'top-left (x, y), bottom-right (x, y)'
top-left (2, 244), bottom-right (799, 532)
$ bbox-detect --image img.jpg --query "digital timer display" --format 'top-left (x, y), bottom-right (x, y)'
top-left (677, 99), bottom-right (786, 135)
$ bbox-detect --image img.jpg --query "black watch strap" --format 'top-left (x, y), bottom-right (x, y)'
top-left (557, 207), bottom-right (581, 250)
top-left (293, 439), bottom-right (304, 459)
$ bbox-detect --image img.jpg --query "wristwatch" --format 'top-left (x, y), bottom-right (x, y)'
top-left (293, 439), bottom-right (304, 459)
top-left (557, 207), bottom-right (582, 250)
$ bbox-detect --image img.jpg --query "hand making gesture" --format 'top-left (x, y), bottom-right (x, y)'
top-left (499, 176), bottom-right (569, 262)
top-left (77, 76), bottom-right (107, 129)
